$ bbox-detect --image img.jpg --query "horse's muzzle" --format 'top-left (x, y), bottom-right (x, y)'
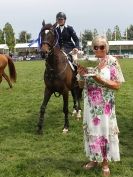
top-left (40, 51), bottom-right (47, 59)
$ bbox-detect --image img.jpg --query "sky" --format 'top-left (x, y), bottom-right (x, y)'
top-left (0, 0), bottom-right (133, 39)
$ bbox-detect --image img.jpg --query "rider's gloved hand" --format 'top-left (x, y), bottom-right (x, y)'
top-left (72, 48), bottom-right (78, 54)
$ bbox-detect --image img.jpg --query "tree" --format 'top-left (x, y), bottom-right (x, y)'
top-left (106, 28), bottom-right (112, 41)
top-left (112, 25), bottom-right (121, 41)
top-left (81, 30), bottom-right (93, 50)
top-left (126, 25), bottom-right (133, 40)
top-left (18, 31), bottom-right (31, 43)
top-left (0, 29), bottom-right (5, 44)
top-left (3, 23), bottom-right (15, 52)
top-left (93, 28), bottom-right (98, 38)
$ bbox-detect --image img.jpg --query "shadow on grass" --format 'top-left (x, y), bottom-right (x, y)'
top-left (0, 108), bottom-right (75, 139)
top-left (14, 156), bottom-right (101, 177)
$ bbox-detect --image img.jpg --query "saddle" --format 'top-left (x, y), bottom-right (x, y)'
top-left (67, 53), bottom-right (77, 71)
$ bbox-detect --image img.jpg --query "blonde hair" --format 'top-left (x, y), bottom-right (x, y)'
top-left (92, 36), bottom-right (109, 53)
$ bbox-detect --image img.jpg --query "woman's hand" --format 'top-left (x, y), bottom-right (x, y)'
top-left (92, 75), bottom-right (121, 90)
top-left (77, 64), bottom-right (88, 76)
top-left (72, 48), bottom-right (78, 54)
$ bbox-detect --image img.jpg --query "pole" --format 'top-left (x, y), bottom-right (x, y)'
top-left (126, 28), bottom-right (128, 40)
top-left (119, 45), bottom-right (121, 55)
top-left (25, 33), bottom-right (27, 43)
top-left (80, 32), bottom-right (82, 51)
top-left (4, 32), bottom-right (6, 44)
top-left (115, 30), bottom-right (116, 41)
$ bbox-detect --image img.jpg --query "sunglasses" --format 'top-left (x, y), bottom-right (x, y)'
top-left (93, 45), bottom-right (105, 50)
top-left (57, 18), bottom-right (65, 21)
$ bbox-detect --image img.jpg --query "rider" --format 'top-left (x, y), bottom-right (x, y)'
top-left (55, 12), bottom-right (80, 64)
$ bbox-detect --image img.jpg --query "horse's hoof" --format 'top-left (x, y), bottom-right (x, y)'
top-left (72, 109), bottom-right (77, 117)
top-left (76, 115), bottom-right (82, 120)
top-left (76, 110), bottom-right (82, 120)
top-left (63, 128), bottom-right (68, 133)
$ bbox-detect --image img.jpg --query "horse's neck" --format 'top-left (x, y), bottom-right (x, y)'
top-left (53, 48), bottom-right (66, 63)
top-left (46, 52), bottom-right (58, 69)
top-left (46, 54), bottom-right (55, 68)
top-left (46, 48), bottom-right (66, 69)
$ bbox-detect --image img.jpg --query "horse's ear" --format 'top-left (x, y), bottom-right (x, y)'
top-left (52, 22), bottom-right (58, 29)
top-left (42, 20), bottom-right (45, 27)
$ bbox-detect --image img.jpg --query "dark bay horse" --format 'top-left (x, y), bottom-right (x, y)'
top-left (37, 21), bottom-right (82, 134)
top-left (0, 54), bottom-right (16, 88)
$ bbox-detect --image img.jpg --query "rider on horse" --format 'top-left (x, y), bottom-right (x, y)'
top-left (55, 12), bottom-right (80, 63)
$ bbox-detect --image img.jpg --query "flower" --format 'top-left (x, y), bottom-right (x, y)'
top-left (89, 144), bottom-right (101, 154)
top-left (110, 66), bottom-right (117, 80)
top-left (88, 87), bottom-right (103, 106)
top-left (89, 136), bottom-right (108, 158)
top-left (104, 102), bottom-right (111, 116)
top-left (92, 116), bottom-right (101, 126)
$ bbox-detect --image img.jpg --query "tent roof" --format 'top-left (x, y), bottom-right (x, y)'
top-left (15, 43), bottom-right (38, 48)
top-left (0, 44), bottom-right (9, 49)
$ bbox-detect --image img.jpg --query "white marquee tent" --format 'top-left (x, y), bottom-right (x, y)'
top-left (15, 43), bottom-right (38, 49)
top-left (87, 40), bottom-right (133, 47)
top-left (0, 44), bottom-right (9, 53)
top-left (87, 40), bottom-right (133, 56)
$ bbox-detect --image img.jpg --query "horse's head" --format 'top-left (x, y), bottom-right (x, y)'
top-left (40, 20), bottom-right (58, 56)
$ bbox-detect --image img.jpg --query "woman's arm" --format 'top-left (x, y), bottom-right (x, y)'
top-left (93, 75), bottom-right (121, 90)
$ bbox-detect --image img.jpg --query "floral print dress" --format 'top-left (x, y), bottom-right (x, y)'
top-left (83, 55), bottom-right (125, 162)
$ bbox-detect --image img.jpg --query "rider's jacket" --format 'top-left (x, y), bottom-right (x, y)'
top-left (56, 24), bottom-right (79, 53)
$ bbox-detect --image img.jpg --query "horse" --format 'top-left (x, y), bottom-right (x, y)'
top-left (37, 21), bottom-right (82, 134)
top-left (0, 54), bottom-right (16, 88)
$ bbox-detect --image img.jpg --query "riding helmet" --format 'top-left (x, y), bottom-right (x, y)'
top-left (56, 12), bottom-right (66, 20)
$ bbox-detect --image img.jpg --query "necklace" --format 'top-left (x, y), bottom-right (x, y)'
top-left (98, 56), bottom-right (108, 69)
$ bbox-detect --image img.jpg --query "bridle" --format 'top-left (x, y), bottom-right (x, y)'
top-left (40, 25), bottom-right (68, 77)
top-left (41, 28), bottom-right (59, 55)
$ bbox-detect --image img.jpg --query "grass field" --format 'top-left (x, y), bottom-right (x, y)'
top-left (0, 59), bottom-right (133, 177)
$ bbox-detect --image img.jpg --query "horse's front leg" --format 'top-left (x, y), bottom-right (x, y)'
top-left (37, 87), bottom-right (52, 134)
top-left (62, 91), bottom-right (69, 133)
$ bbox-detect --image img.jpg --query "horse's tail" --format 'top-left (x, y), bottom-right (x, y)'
top-left (6, 55), bottom-right (17, 83)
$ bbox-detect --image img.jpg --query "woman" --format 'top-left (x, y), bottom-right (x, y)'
top-left (77, 36), bottom-right (125, 176)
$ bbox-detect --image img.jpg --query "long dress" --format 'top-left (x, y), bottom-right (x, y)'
top-left (83, 55), bottom-right (125, 162)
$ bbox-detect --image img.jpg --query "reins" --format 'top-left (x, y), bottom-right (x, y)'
top-left (42, 28), bottom-right (68, 76)
top-left (42, 29), bottom-right (59, 49)
top-left (45, 54), bottom-right (68, 77)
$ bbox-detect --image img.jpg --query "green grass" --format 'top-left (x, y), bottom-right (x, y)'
top-left (0, 59), bottom-right (132, 177)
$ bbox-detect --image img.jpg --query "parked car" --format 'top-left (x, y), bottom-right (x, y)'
top-left (12, 55), bottom-right (23, 61)
top-left (112, 55), bottom-right (124, 59)
top-left (25, 57), bottom-right (31, 61)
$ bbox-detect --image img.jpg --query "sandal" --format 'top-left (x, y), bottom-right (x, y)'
top-left (82, 161), bottom-right (98, 170)
top-left (102, 166), bottom-right (110, 177)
